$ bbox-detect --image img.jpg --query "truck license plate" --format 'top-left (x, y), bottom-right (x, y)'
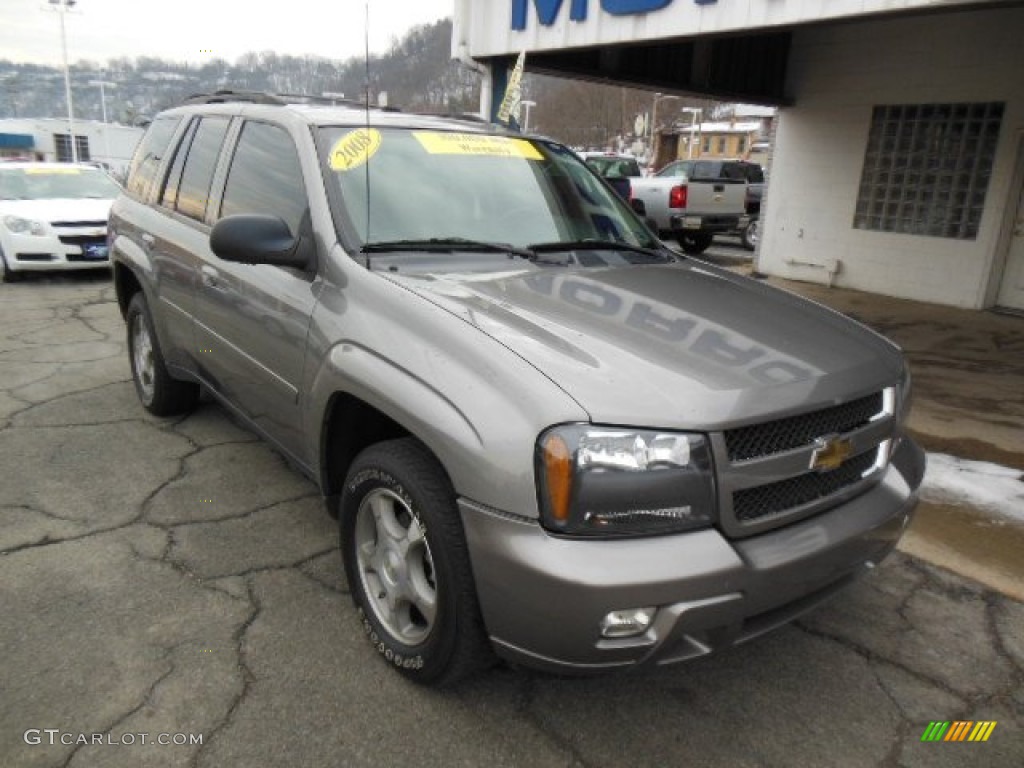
top-left (682, 217), bottom-right (702, 230)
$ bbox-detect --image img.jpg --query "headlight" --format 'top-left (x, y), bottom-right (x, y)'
top-left (3, 215), bottom-right (47, 236)
top-left (535, 425), bottom-right (716, 537)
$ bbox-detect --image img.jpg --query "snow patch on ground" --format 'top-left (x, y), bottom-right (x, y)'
top-left (922, 453), bottom-right (1024, 524)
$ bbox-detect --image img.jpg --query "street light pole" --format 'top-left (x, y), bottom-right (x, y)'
top-left (681, 107), bottom-right (702, 159)
top-left (89, 79), bottom-right (116, 123)
top-left (48, 0), bottom-right (78, 162)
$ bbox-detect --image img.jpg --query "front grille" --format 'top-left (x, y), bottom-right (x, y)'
top-left (733, 450), bottom-right (877, 523)
top-left (58, 234), bottom-right (106, 248)
top-left (52, 220), bottom-right (106, 227)
top-left (15, 253), bottom-right (55, 262)
top-left (724, 392), bottom-right (883, 462)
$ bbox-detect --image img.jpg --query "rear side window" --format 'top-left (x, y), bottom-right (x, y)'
top-left (220, 122), bottom-right (307, 236)
top-left (159, 119), bottom-right (199, 212)
top-left (126, 116), bottom-right (182, 199)
top-left (657, 161), bottom-right (688, 178)
top-left (692, 161), bottom-right (720, 180)
top-left (172, 117), bottom-right (230, 222)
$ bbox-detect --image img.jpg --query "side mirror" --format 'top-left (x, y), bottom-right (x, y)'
top-left (210, 214), bottom-right (311, 269)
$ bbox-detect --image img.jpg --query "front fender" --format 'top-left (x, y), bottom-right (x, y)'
top-left (302, 267), bottom-right (588, 518)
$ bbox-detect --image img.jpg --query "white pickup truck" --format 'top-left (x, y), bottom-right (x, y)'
top-left (630, 159), bottom-right (750, 254)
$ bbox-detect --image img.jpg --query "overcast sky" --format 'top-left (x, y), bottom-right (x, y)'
top-left (1, 0), bottom-right (455, 67)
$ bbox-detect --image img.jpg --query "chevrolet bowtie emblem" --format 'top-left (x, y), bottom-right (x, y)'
top-left (810, 435), bottom-right (853, 472)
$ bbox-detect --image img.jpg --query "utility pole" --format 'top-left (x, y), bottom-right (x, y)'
top-left (89, 79), bottom-right (116, 123)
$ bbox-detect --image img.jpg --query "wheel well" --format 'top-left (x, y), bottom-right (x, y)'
top-left (113, 263), bottom-right (143, 318)
top-left (320, 393), bottom-right (412, 505)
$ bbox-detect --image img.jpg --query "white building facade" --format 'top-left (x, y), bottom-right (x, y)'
top-left (453, 0), bottom-right (1024, 311)
top-left (0, 118), bottom-right (143, 178)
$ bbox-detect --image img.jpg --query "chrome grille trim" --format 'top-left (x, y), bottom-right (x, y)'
top-left (714, 389), bottom-right (895, 538)
top-left (724, 391), bottom-right (885, 462)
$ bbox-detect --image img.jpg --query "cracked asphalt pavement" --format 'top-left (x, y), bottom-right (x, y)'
top-left (2, 274), bottom-right (1022, 768)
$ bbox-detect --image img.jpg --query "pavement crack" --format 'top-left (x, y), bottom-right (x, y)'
top-left (4, 502), bottom-right (82, 524)
top-left (161, 491), bottom-right (321, 528)
top-left (190, 577), bottom-right (261, 768)
top-left (139, 444), bottom-right (209, 519)
top-left (515, 676), bottom-right (599, 768)
top-left (296, 564), bottom-right (347, 595)
top-left (793, 620), bottom-right (968, 702)
top-left (980, 595), bottom-right (1024, 692)
top-left (62, 648), bottom-right (177, 768)
top-left (9, 376), bottom-right (133, 410)
top-left (193, 546), bottom-right (341, 581)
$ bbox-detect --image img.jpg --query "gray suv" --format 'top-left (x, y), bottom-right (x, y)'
top-left (109, 92), bottom-right (924, 686)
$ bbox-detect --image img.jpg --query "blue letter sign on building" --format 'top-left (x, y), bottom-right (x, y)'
top-left (512, 0), bottom-right (675, 30)
top-left (602, 0), bottom-right (673, 14)
top-left (511, 0), bottom-right (587, 30)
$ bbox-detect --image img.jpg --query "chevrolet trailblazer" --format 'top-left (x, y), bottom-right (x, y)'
top-left (109, 92), bottom-right (924, 686)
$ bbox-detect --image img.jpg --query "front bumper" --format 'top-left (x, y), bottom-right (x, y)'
top-left (459, 437), bottom-right (924, 673)
top-left (2, 229), bottom-right (110, 272)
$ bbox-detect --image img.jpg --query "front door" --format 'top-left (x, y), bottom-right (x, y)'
top-left (996, 147), bottom-right (1024, 311)
top-left (193, 120), bottom-right (318, 463)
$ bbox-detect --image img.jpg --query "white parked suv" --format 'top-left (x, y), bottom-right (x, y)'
top-left (0, 162), bottom-right (121, 282)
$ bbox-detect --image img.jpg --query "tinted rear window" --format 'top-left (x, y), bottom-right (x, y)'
top-left (175, 117), bottom-right (230, 221)
top-left (126, 116), bottom-right (182, 200)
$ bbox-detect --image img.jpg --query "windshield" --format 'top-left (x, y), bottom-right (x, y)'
top-left (0, 166), bottom-right (121, 201)
top-left (319, 127), bottom-right (658, 252)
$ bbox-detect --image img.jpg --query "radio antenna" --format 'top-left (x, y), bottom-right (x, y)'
top-left (363, 0), bottom-right (372, 267)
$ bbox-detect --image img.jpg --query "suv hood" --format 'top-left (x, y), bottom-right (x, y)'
top-left (385, 261), bottom-right (903, 429)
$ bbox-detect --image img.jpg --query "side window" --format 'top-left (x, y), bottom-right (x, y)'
top-left (721, 164), bottom-right (746, 181)
top-left (657, 162), bottom-right (681, 178)
top-left (693, 161), bottom-right (716, 179)
top-left (159, 118), bottom-right (199, 211)
top-left (220, 122), bottom-right (307, 236)
top-left (126, 116), bottom-right (182, 199)
top-left (175, 117), bottom-right (230, 222)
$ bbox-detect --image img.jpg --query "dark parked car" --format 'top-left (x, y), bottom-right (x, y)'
top-left (579, 151), bottom-right (643, 200)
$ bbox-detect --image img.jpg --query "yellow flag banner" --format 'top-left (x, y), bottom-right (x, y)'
top-left (496, 51), bottom-right (526, 126)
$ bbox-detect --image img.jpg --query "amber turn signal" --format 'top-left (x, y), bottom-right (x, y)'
top-left (542, 433), bottom-right (573, 522)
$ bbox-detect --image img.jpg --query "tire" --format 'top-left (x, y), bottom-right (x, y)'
top-left (741, 217), bottom-right (759, 251)
top-left (676, 231), bottom-right (713, 255)
top-left (340, 438), bottom-right (493, 686)
top-left (126, 292), bottom-right (199, 416)
top-left (1, 250), bottom-right (20, 283)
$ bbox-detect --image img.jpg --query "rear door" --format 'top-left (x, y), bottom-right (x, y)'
top-left (192, 120), bottom-right (319, 461)
top-left (147, 115), bottom-right (231, 368)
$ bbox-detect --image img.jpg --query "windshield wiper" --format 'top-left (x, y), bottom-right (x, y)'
top-left (527, 239), bottom-right (669, 261)
top-left (361, 237), bottom-right (535, 260)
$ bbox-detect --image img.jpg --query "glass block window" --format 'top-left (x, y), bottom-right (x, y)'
top-left (54, 133), bottom-right (90, 162)
top-left (854, 102), bottom-right (1003, 239)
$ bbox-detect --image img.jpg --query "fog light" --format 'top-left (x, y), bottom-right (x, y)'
top-left (599, 607), bottom-right (656, 639)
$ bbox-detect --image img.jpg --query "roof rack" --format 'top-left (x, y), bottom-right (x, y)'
top-left (178, 90), bottom-right (372, 109)
top-left (410, 111), bottom-right (490, 124)
top-left (180, 90), bottom-right (286, 105)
